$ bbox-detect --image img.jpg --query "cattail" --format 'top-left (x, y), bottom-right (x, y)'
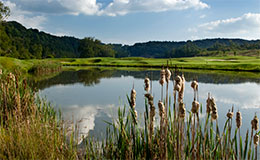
top-left (191, 80), bottom-right (198, 91)
top-left (236, 111), bottom-right (242, 128)
top-left (206, 93), bottom-right (211, 114)
top-left (158, 100), bottom-right (166, 158)
top-left (144, 77), bottom-right (150, 92)
top-left (210, 97), bottom-right (218, 120)
top-left (174, 84), bottom-right (181, 92)
top-left (175, 75), bottom-right (182, 84)
top-left (254, 133), bottom-right (259, 146)
top-left (165, 68), bottom-right (171, 83)
top-left (145, 93), bottom-right (153, 103)
top-left (131, 88), bottom-right (136, 109)
top-left (211, 110), bottom-right (218, 120)
top-left (134, 110), bottom-right (138, 120)
top-left (211, 97), bottom-right (217, 112)
top-left (174, 75), bottom-right (183, 92)
top-left (227, 110), bottom-right (233, 119)
top-left (158, 101), bottom-right (165, 118)
top-left (178, 101), bottom-right (186, 119)
top-left (159, 68), bottom-right (166, 86)
top-left (251, 115), bottom-right (259, 131)
top-left (191, 100), bottom-right (200, 114)
top-left (178, 75), bottom-right (185, 102)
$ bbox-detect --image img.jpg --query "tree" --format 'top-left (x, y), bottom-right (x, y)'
top-left (0, 1), bottom-right (10, 22)
top-left (79, 37), bottom-right (115, 58)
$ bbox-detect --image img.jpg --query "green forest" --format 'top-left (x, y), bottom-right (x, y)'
top-left (0, 21), bottom-right (259, 59)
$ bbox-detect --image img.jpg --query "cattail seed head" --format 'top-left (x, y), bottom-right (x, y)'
top-left (211, 110), bottom-right (218, 120)
top-left (174, 84), bottom-right (181, 92)
top-left (178, 75), bottom-right (185, 102)
top-left (131, 88), bottom-right (136, 109)
top-left (191, 100), bottom-right (200, 114)
top-left (251, 115), bottom-right (259, 131)
top-left (227, 111), bottom-right (233, 119)
top-left (145, 93), bottom-right (154, 106)
top-left (158, 101), bottom-right (165, 117)
top-left (134, 110), bottom-right (138, 120)
top-left (165, 68), bottom-right (171, 83)
top-left (236, 111), bottom-right (242, 128)
top-left (175, 75), bottom-right (182, 84)
top-left (254, 134), bottom-right (259, 146)
top-left (210, 97), bottom-right (217, 112)
top-left (191, 80), bottom-right (198, 91)
top-left (144, 77), bottom-right (150, 92)
top-left (159, 68), bottom-right (166, 86)
top-left (178, 101), bottom-right (186, 119)
top-left (206, 94), bottom-right (212, 114)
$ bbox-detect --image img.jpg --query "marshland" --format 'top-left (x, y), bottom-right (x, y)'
top-left (1, 63), bottom-right (259, 159)
top-left (1, 0), bottom-right (260, 159)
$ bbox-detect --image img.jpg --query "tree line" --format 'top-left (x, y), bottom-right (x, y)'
top-left (0, 21), bottom-right (259, 59)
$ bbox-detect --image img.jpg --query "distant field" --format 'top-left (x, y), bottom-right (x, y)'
top-left (0, 56), bottom-right (259, 73)
top-left (60, 56), bottom-right (260, 72)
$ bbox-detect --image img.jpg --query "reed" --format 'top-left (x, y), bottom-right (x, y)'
top-left (83, 65), bottom-right (260, 160)
top-left (0, 70), bottom-right (77, 159)
top-left (79, 67), bottom-right (259, 159)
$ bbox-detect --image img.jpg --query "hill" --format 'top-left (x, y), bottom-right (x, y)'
top-left (0, 21), bottom-right (259, 59)
top-left (0, 21), bottom-right (80, 58)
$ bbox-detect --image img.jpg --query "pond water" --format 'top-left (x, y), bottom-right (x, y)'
top-left (33, 67), bottom-right (260, 141)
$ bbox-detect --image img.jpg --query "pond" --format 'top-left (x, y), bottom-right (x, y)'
top-left (32, 67), bottom-right (260, 141)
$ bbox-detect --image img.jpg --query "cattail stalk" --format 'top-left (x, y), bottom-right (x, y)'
top-left (254, 133), bottom-right (259, 160)
top-left (158, 101), bottom-right (166, 159)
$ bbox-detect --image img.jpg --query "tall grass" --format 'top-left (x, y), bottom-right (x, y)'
top-left (0, 70), bottom-right (77, 159)
top-left (29, 61), bottom-right (62, 75)
top-left (84, 67), bottom-right (259, 159)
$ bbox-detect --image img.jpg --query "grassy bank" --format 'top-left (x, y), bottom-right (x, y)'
top-left (0, 57), bottom-right (62, 74)
top-left (0, 56), bottom-right (259, 72)
top-left (60, 56), bottom-right (260, 72)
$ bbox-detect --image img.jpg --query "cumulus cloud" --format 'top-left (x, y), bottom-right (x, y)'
top-left (99, 0), bottom-right (209, 16)
top-left (190, 13), bottom-right (260, 39)
top-left (3, 0), bottom-right (209, 16)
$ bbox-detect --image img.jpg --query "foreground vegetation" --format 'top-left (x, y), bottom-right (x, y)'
top-left (0, 71), bottom-right (78, 159)
top-left (84, 68), bottom-right (260, 159)
top-left (0, 59), bottom-right (260, 159)
top-left (61, 56), bottom-right (260, 71)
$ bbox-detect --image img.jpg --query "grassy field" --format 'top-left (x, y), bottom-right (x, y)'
top-left (0, 56), bottom-right (259, 73)
top-left (60, 56), bottom-right (260, 72)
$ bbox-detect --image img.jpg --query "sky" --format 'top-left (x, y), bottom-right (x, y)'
top-left (2, 0), bottom-right (260, 44)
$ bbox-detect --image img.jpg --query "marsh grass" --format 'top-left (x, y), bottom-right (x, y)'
top-left (29, 61), bottom-right (62, 75)
top-left (84, 66), bottom-right (260, 159)
top-left (0, 71), bottom-right (78, 159)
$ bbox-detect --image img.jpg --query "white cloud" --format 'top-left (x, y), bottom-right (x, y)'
top-left (190, 13), bottom-right (260, 39)
top-left (99, 0), bottom-right (209, 16)
top-left (4, 0), bottom-right (209, 17)
top-left (57, 0), bottom-right (101, 15)
top-left (3, 1), bottom-right (47, 29)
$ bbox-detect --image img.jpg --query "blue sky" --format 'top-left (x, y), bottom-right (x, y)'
top-left (2, 0), bottom-right (260, 44)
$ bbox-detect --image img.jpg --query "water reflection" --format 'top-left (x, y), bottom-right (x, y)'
top-left (35, 67), bottom-right (260, 140)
